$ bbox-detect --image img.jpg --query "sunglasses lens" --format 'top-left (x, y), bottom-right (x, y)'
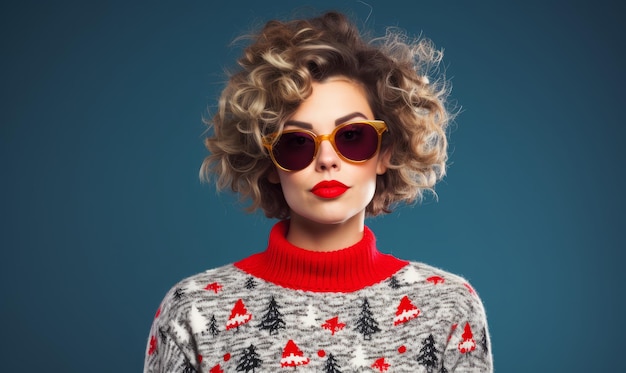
top-left (335, 123), bottom-right (380, 161)
top-left (272, 131), bottom-right (316, 171)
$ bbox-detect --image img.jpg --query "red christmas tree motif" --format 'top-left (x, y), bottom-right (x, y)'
top-left (204, 282), bottom-right (223, 293)
top-left (393, 295), bottom-right (421, 326)
top-left (280, 340), bottom-right (310, 367)
top-left (322, 316), bottom-right (346, 335)
top-left (226, 299), bottom-right (252, 331)
top-left (209, 364), bottom-right (224, 373)
top-left (426, 275), bottom-right (445, 284)
top-left (457, 322), bottom-right (477, 354)
top-left (197, 354), bottom-right (203, 363)
top-left (371, 357), bottom-right (390, 372)
top-left (463, 283), bottom-right (476, 295)
top-left (148, 335), bottom-right (157, 355)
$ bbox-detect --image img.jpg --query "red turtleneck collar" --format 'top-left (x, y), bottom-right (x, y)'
top-left (234, 220), bottom-right (408, 293)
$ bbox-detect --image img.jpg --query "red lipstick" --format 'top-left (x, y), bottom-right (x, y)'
top-left (311, 180), bottom-right (349, 199)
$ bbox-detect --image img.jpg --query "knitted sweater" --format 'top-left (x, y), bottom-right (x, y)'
top-left (144, 221), bottom-right (493, 372)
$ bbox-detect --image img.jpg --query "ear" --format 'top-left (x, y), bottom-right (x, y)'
top-left (376, 148), bottom-right (391, 175)
top-left (267, 168), bottom-right (281, 184)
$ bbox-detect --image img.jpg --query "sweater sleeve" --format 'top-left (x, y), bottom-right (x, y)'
top-left (143, 291), bottom-right (201, 373)
top-left (441, 281), bottom-right (493, 372)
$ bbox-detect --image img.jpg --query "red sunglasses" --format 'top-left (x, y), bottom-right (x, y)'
top-left (263, 120), bottom-right (388, 172)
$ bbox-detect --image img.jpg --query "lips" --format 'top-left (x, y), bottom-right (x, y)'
top-left (311, 180), bottom-right (349, 198)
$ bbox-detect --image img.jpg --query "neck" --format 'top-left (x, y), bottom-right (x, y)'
top-left (286, 212), bottom-right (365, 252)
top-left (234, 220), bottom-right (408, 292)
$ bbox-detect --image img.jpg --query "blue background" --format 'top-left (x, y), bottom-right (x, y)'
top-left (1, 0), bottom-right (624, 371)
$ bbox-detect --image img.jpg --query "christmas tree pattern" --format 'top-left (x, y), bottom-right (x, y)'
top-left (322, 316), bottom-right (346, 336)
top-left (226, 299), bottom-right (252, 331)
top-left (204, 282), bottom-right (222, 293)
top-left (350, 345), bottom-right (368, 369)
top-left (457, 322), bottom-right (476, 354)
top-left (189, 305), bottom-right (207, 334)
top-left (236, 344), bottom-right (263, 372)
top-left (354, 298), bottom-right (380, 340)
top-left (280, 340), bottom-right (310, 368)
top-left (173, 288), bottom-right (185, 301)
top-left (401, 265), bottom-right (423, 284)
top-left (393, 295), bottom-right (420, 326)
top-left (426, 275), bottom-right (444, 285)
top-left (416, 334), bottom-right (440, 373)
top-left (257, 296), bottom-right (286, 335)
top-left (244, 277), bottom-right (257, 290)
top-left (387, 275), bottom-right (403, 289)
top-left (204, 315), bottom-right (220, 337)
top-left (371, 357), bottom-right (390, 372)
top-left (323, 353), bottom-right (342, 373)
top-left (301, 303), bottom-right (318, 328)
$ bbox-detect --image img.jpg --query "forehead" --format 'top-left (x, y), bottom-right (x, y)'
top-left (288, 77), bottom-right (374, 127)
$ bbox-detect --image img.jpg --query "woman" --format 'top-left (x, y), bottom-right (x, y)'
top-left (145, 11), bottom-right (492, 372)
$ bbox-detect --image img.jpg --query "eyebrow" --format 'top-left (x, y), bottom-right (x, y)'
top-left (284, 112), bottom-right (369, 129)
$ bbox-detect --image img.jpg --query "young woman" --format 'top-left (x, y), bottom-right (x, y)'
top-left (144, 11), bottom-right (492, 372)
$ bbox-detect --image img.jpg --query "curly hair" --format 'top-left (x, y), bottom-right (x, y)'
top-left (200, 11), bottom-right (450, 219)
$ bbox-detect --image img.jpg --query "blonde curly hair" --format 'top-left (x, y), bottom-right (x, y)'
top-left (200, 11), bottom-right (450, 219)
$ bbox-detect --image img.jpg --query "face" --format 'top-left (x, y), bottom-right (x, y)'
top-left (269, 77), bottom-right (388, 228)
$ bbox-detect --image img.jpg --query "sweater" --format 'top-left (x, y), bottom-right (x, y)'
top-left (144, 221), bottom-right (493, 372)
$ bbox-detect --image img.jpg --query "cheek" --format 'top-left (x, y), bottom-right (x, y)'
top-left (276, 173), bottom-right (304, 200)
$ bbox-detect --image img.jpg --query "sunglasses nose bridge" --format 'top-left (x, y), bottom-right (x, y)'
top-left (314, 132), bottom-right (340, 155)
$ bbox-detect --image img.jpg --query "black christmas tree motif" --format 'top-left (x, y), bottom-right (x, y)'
top-left (257, 296), bottom-right (286, 335)
top-left (173, 288), bottom-right (185, 301)
top-left (244, 277), bottom-right (257, 290)
top-left (204, 314), bottom-right (220, 337)
top-left (323, 353), bottom-right (342, 373)
top-left (236, 344), bottom-right (263, 372)
top-left (387, 275), bottom-right (403, 289)
top-left (354, 298), bottom-right (380, 340)
top-left (416, 334), bottom-right (440, 373)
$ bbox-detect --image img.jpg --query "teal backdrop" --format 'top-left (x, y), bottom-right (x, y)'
top-left (1, 0), bottom-right (624, 371)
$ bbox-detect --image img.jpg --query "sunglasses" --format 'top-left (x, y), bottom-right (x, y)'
top-left (263, 120), bottom-right (388, 172)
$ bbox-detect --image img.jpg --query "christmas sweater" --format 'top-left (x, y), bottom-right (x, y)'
top-left (144, 221), bottom-right (493, 372)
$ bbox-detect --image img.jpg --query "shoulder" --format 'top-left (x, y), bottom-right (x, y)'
top-left (152, 263), bottom-right (250, 325)
top-left (394, 261), bottom-right (487, 316)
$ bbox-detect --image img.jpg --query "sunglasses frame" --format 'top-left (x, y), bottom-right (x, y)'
top-left (263, 120), bottom-right (388, 172)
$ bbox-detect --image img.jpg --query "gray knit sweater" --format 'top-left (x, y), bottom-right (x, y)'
top-left (144, 221), bottom-right (493, 372)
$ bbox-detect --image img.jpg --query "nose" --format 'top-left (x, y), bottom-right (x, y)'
top-left (315, 137), bottom-right (340, 171)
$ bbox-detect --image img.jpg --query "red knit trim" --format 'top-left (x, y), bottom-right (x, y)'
top-left (234, 220), bottom-right (408, 293)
